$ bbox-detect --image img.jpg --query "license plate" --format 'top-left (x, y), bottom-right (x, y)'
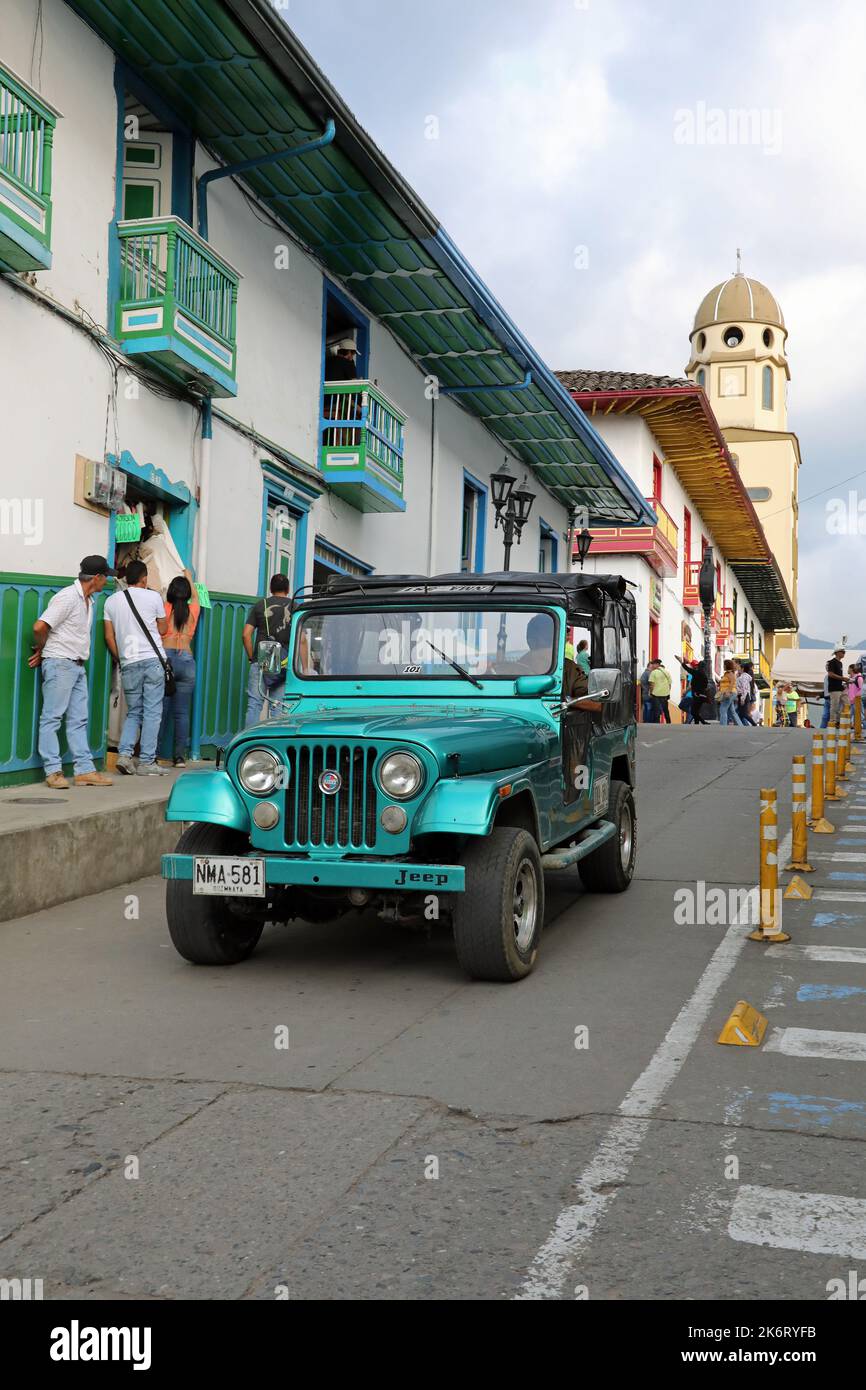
top-left (193, 856), bottom-right (265, 897)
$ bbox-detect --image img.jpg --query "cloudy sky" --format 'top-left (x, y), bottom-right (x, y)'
top-left (288, 0), bottom-right (866, 641)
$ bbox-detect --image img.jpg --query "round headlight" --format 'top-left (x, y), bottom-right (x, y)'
top-left (378, 751), bottom-right (423, 800)
top-left (238, 748), bottom-right (281, 795)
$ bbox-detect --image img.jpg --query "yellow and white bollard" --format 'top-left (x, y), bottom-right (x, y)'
top-left (785, 756), bottom-right (813, 871)
top-left (749, 788), bottom-right (790, 942)
top-left (838, 705), bottom-right (852, 780)
top-left (855, 697), bottom-right (863, 743)
top-left (843, 705), bottom-right (856, 772)
top-left (825, 724), bottom-right (845, 801)
top-left (809, 731), bottom-right (835, 833)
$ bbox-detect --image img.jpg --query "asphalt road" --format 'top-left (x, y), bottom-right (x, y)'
top-left (3, 723), bottom-right (866, 1301)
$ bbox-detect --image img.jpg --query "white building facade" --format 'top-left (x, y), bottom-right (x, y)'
top-left (0, 0), bottom-right (651, 782)
top-left (557, 373), bottom-right (794, 716)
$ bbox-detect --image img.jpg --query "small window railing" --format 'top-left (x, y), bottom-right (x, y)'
top-left (322, 382), bottom-right (405, 480)
top-left (0, 63), bottom-right (60, 269)
top-left (117, 216), bottom-right (237, 348)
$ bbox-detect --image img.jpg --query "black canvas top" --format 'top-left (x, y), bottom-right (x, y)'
top-left (297, 571), bottom-right (631, 615)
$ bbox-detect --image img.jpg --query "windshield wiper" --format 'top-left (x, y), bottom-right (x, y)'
top-left (421, 638), bottom-right (483, 690)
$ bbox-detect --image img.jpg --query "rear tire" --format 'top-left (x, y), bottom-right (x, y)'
top-left (578, 779), bottom-right (636, 893)
top-left (453, 827), bottom-right (544, 981)
top-left (166, 823), bottom-right (264, 965)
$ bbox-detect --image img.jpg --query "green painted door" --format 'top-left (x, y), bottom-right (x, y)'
top-left (264, 506), bottom-right (296, 586)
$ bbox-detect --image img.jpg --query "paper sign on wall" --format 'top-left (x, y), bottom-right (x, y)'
top-left (195, 582), bottom-right (212, 609)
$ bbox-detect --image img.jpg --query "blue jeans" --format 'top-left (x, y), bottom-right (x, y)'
top-left (119, 658), bottom-right (165, 763)
top-left (159, 650), bottom-right (196, 759)
top-left (245, 662), bottom-right (284, 727)
top-left (820, 691), bottom-right (843, 728)
top-left (719, 694), bottom-right (742, 725)
top-left (38, 657), bottom-right (95, 776)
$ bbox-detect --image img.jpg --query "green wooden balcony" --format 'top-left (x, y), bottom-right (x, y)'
top-left (320, 382), bottom-right (406, 513)
top-left (0, 64), bottom-right (61, 272)
top-left (115, 215), bottom-right (240, 397)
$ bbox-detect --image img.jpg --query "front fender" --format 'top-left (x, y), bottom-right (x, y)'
top-left (165, 769), bottom-right (251, 832)
top-left (414, 775), bottom-right (520, 837)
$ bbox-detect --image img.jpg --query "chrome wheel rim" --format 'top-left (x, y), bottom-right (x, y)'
top-left (513, 860), bottom-right (538, 952)
top-left (620, 803), bottom-right (634, 871)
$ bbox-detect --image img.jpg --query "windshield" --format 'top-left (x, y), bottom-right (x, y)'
top-left (294, 608), bottom-right (558, 680)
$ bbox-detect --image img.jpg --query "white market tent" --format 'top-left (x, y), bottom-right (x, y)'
top-left (770, 647), bottom-right (865, 700)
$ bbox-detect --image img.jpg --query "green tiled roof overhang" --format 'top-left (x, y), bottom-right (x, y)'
top-left (69, 0), bottom-right (654, 527)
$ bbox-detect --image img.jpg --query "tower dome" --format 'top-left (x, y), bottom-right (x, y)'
top-left (693, 273), bottom-right (784, 333)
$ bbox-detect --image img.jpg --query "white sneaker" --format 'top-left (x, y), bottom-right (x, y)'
top-left (136, 762), bottom-right (166, 776)
top-left (116, 755), bottom-right (136, 775)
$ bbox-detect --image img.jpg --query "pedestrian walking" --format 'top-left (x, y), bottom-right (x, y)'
top-left (773, 680), bottom-right (787, 727)
top-left (29, 555), bottom-right (116, 788)
top-left (639, 660), bottom-right (654, 724)
top-left (689, 659), bottom-right (710, 724)
top-left (575, 639), bottom-right (591, 677)
top-left (243, 574), bottom-right (292, 726)
top-left (717, 659), bottom-right (743, 725)
top-left (736, 660), bottom-right (757, 726)
top-left (103, 560), bottom-right (170, 776)
top-left (648, 658), bottom-right (672, 723)
top-left (679, 672), bottom-right (694, 724)
top-left (158, 572), bottom-right (201, 767)
top-left (821, 644), bottom-right (847, 727)
top-left (847, 664), bottom-right (863, 713)
top-left (784, 682), bottom-right (802, 727)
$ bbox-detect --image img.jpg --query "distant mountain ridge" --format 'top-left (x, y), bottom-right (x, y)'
top-left (798, 632), bottom-right (866, 650)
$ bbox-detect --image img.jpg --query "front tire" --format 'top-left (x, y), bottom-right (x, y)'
top-left (578, 779), bottom-right (636, 893)
top-left (166, 822), bottom-right (264, 965)
top-left (453, 827), bottom-right (544, 981)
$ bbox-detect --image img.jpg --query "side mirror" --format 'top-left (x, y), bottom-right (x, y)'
top-left (588, 667), bottom-right (621, 701)
top-left (515, 673), bottom-right (557, 696)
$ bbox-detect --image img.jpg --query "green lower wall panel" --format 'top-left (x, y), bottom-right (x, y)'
top-left (0, 574), bottom-right (254, 786)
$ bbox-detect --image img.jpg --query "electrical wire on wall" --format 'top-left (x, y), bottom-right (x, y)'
top-left (30, 0), bottom-right (44, 90)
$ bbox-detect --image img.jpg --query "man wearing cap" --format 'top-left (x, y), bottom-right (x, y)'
top-left (29, 556), bottom-right (115, 789)
top-left (821, 644), bottom-right (847, 728)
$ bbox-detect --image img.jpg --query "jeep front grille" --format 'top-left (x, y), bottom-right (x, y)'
top-left (285, 744), bottom-right (378, 849)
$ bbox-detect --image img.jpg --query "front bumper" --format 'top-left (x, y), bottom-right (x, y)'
top-left (161, 854), bottom-right (465, 893)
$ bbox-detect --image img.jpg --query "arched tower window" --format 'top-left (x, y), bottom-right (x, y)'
top-left (696, 368), bottom-right (706, 389)
top-left (762, 364), bottom-right (773, 410)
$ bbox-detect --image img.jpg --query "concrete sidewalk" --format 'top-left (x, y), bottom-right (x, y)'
top-left (0, 765), bottom-right (206, 922)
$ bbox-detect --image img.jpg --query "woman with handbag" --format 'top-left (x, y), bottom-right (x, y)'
top-left (158, 572), bottom-right (201, 767)
top-left (103, 560), bottom-right (171, 775)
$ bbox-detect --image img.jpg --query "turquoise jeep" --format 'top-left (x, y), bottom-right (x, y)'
top-left (161, 572), bottom-right (637, 981)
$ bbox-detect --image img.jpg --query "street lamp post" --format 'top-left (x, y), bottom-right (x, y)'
top-left (490, 461), bottom-right (537, 660)
top-left (489, 461), bottom-right (536, 572)
top-left (575, 527), bottom-right (593, 569)
top-left (698, 547), bottom-right (717, 707)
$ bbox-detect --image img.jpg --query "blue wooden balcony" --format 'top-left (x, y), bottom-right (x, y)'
top-left (115, 215), bottom-right (240, 397)
top-left (0, 64), bottom-right (61, 271)
top-left (320, 382), bottom-right (406, 513)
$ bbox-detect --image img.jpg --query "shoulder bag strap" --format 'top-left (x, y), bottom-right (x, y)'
top-left (122, 588), bottom-right (169, 675)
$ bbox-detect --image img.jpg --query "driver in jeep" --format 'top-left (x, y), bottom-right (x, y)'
top-left (510, 614), bottom-right (602, 710)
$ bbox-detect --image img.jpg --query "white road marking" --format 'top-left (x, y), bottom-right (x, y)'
top-left (516, 813), bottom-right (795, 1299)
top-left (814, 889), bottom-right (866, 903)
top-left (766, 943), bottom-right (866, 964)
top-left (810, 851), bottom-right (866, 861)
top-left (765, 1028), bottom-right (866, 1062)
top-left (729, 1185), bottom-right (866, 1259)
